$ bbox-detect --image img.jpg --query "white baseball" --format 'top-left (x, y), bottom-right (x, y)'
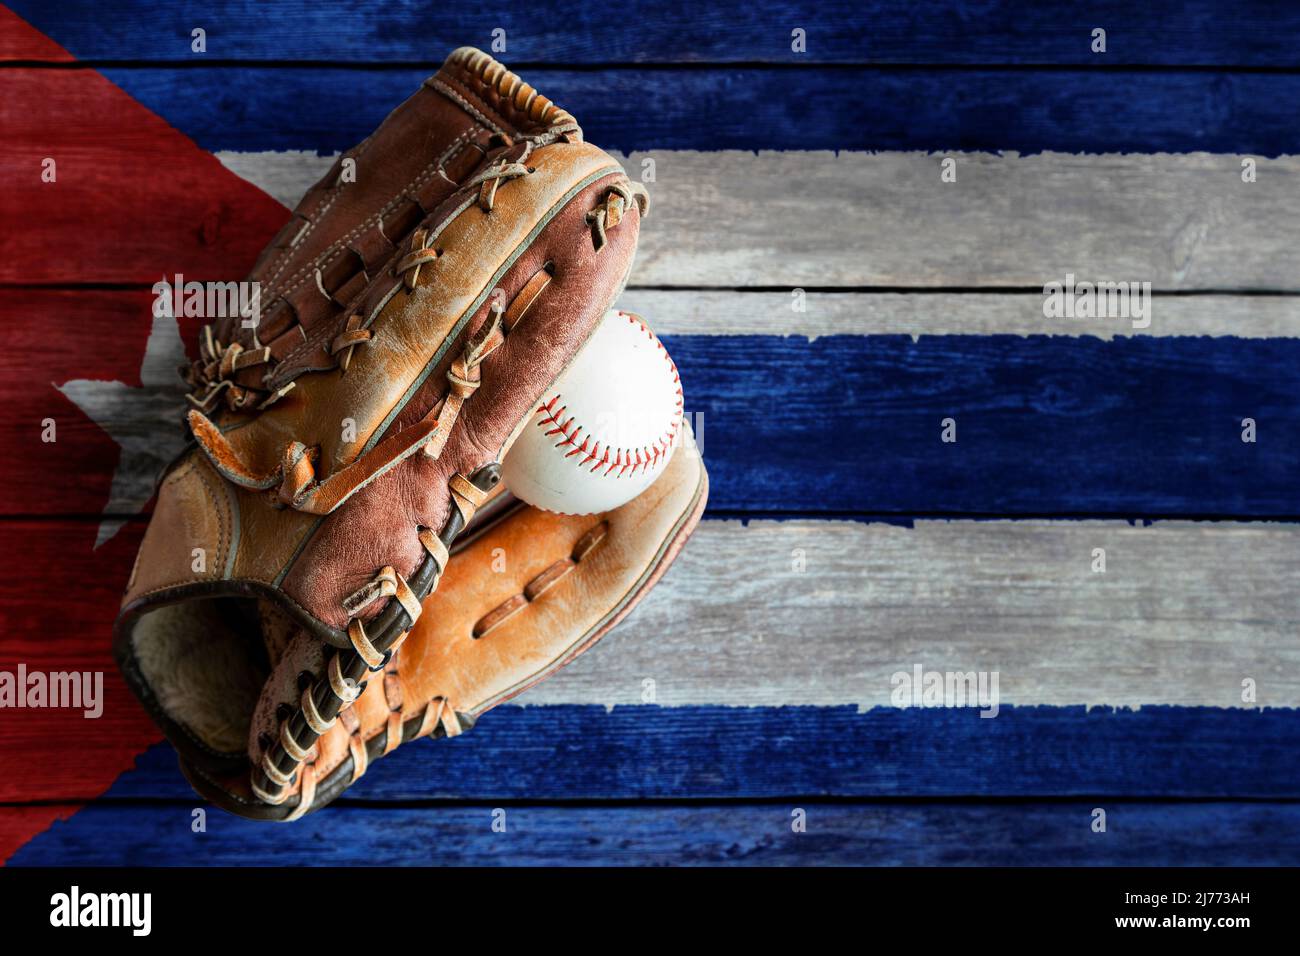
top-left (502, 309), bottom-right (684, 515)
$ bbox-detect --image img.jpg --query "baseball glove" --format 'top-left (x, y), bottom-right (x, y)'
top-left (114, 48), bottom-right (708, 820)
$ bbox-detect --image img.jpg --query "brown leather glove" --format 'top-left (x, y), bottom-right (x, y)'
top-left (114, 48), bottom-right (707, 820)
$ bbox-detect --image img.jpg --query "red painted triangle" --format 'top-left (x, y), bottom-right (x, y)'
top-left (0, 9), bottom-right (289, 282)
top-left (0, 6), bottom-right (291, 863)
top-left (0, 4), bottom-right (72, 60)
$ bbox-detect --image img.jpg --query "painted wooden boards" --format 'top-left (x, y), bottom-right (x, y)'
top-left (34, 699), bottom-right (1300, 803)
top-left (625, 290), bottom-right (1300, 340)
top-left (2, 0), bottom-right (1298, 866)
top-left (11, 800), bottom-right (1300, 866)
top-left (2, 516), bottom-right (1297, 808)
top-left (11, 140), bottom-right (1300, 290)
top-left (8, 310), bottom-right (1300, 517)
top-left (528, 519), bottom-right (1300, 710)
top-left (218, 149), bottom-right (1300, 291)
top-left (7, 289), bottom-right (1299, 518)
top-left (6, 1), bottom-right (1300, 66)
top-left (0, 67), bottom-right (285, 284)
top-left (1, 65), bottom-right (1278, 154)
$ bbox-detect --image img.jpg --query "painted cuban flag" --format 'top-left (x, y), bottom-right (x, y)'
top-left (0, 2), bottom-right (1298, 865)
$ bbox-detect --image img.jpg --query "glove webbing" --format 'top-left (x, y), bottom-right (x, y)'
top-left (183, 122), bottom-right (565, 415)
top-left (236, 174), bottom-right (642, 813)
top-left (185, 152), bottom-right (600, 517)
top-left (250, 467), bottom-right (493, 813)
top-left (257, 517), bottom-right (612, 819)
top-left (247, 259), bottom-right (561, 812)
top-left (187, 296), bottom-right (504, 516)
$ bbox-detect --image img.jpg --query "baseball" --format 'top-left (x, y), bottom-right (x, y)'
top-left (502, 309), bottom-right (684, 515)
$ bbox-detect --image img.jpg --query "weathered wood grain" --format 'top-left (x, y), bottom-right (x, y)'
top-left (3, 516), bottom-right (1299, 803)
top-left (8, 289), bottom-right (1300, 517)
top-left (623, 290), bottom-right (1300, 340)
top-left (0, 4), bottom-right (70, 61)
top-left (0, 805), bottom-right (81, 867)
top-left (91, 703), bottom-right (1300, 805)
top-left (536, 519), bottom-right (1300, 710)
top-left (89, 66), bottom-right (1300, 155)
top-left (7, 1), bottom-right (1300, 66)
top-left (6, 308), bottom-right (1300, 518)
top-left (219, 149), bottom-right (1300, 291)
top-left (0, 289), bottom-right (196, 521)
top-left (212, 149), bottom-right (334, 209)
top-left (680, 333), bottom-right (1300, 515)
top-left (0, 517), bottom-right (157, 809)
top-left (627, 150), bottom-right (1300, 289)
top-left (10, 800), bottom-right (1300, 866)
top-left (6, 514), bottom-right (1300, 704)
top-left (1, 0), bottom-right (1296, 870)
top-left (0, 69), bottom-right (286, 285)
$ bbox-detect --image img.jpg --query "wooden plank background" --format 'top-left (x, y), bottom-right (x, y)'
top-left (224, 150), bottom-right (1300, 291)
top-left (11, 802), bottom-right (1300, 867)
top-left (1, 1), bottom-right (1298, 865)
top-left (6, 1), bottom-right (1300, 66)
top-left (9, 292), bottom-right (1300, 517)
top-left (41, 66), bottom-right (1300, 156)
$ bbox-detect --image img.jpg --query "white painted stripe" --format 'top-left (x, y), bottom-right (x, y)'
top-left (618, 290), bottom-right (1300, 340)
top-left (216, 149), bottom-right (334, 210)
top-left (204, 149), bottom-right (1300, 716)
top-left (519, 519), bottom-right (1300, 710)
top-left (218, 149), bottom-right (1300, 292)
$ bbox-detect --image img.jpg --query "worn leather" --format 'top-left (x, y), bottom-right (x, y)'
top-left (216, 48), bottom-right (581, 390)
top-left (120, 47), bottom-right (639, 625)
top-left (184, 428), bottom-right (708, 820)
top-left (115, 47), bottom-right (702, 821)
top-left (277, 163), bottom-right (639, 627)
top-left (123, 148), bottom-right (636, 623)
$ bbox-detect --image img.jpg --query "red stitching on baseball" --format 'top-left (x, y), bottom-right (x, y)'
top-left (532, 315), bottom-right (682, 479)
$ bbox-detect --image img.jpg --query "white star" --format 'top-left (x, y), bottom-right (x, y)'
top-left (57, 306), bottom-right (190, 548)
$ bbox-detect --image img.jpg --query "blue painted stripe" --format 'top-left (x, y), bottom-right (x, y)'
top-left (10, 800), bottom-right (1299, 866)
top-left (83, 66), bottom-right (1300, 155)
top-left (8, 1), bottom-right (1300, 66)
top-left (670, 334), bottom-right (1300, 517)
top-left (102, 705), bottom-right (1300, 802)
top-left (27, 326), bottom-right (1300, 518)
